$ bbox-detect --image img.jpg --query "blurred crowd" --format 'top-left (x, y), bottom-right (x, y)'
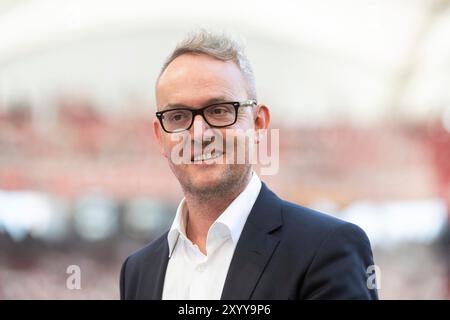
top-left (1, 96), bottom-right (450, 299)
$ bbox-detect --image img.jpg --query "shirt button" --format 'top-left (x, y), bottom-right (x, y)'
top-left (196, 264), bottom-right (205, 272)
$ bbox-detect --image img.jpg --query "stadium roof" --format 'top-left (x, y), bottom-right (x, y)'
top-left (0, 0), bottom-right (449, 124)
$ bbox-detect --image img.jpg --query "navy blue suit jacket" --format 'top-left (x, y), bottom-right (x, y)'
top-left (120, 183), bottom-right (378, 300)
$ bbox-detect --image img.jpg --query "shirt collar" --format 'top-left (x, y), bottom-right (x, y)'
top-left (167, 171), bottom-right (262, 257)
top-left (167, 197), bottom-right (189, 257)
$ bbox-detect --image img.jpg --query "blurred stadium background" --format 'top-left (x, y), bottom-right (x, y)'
top-left (1, 0), bottom-right (450, 299)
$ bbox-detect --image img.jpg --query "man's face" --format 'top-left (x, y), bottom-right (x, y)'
top-left (154, 53), bottom-right (263, 198)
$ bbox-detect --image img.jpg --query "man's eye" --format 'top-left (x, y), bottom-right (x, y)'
top-left (169, 112), bottom-right (188, 122)
top-left (210, 107), bottom-right (230, 115)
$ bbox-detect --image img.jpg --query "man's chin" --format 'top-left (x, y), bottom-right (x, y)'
top-left (175, 164), bottom-right (231, 195)
top-left (187, 165), bottom-right (226, 186)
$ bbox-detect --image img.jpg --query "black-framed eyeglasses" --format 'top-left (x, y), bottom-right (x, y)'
top-left (156, 99), bottom-right (257, 133)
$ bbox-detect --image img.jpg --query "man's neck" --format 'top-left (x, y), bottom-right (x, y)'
top-left (183, 172), bottom-right (252, 255)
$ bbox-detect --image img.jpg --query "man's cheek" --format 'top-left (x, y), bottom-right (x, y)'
top-left (161, 137), bottom-right (172, 158)
top-left (164, 132), bottom-right (191, 163)
top-left (227, 126), bottom-right (255, 159)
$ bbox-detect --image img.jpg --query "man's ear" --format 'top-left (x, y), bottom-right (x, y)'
top-left (254, 104), bottom-right (270, 144)
top-left (153, 118), bottom-right (168, 158)
top-left (255, 104), bottom-right (270, 129)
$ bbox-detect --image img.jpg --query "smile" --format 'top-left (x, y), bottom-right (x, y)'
top-left (192, 151), bottom-right (223, 162)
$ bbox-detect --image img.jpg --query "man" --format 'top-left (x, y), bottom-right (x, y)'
top-left (120, 30), bottom-right (378, 300)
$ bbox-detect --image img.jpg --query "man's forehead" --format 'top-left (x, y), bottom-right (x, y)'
top-left (162, 53), bottom-right (237, 74)
top-left (156, 54), bottom-right (247, 110)
top-left (158, 55), bottom-right (242, 87)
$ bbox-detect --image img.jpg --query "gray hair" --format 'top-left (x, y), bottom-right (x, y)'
top-left (157, 29), bottom-right (257, 100)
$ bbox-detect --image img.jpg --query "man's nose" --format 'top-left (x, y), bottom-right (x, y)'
top-left (191, 115), bottom-right (210, 141)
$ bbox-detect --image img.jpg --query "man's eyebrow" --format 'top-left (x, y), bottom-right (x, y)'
top-left (202, 97), bottom-right (231, 105)
top-left (160, 97), bottom-right (232, 111)
top-left (160, 103), bottom-right (191, 111)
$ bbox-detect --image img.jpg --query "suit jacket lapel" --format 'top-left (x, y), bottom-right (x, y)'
top-left (221, 183), bottom-right (283, 300)
top-left (135, 234), bottom-right (169, 300)
top-left (150, 239), bottom-right (170, 299)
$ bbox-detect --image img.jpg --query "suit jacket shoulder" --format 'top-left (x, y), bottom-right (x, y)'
top-left (255, 197), bottom-right (377, 299)
top-left (120, 233), bottom-right (169, 300)
top-left (279, 199), bottom-right (371, 255)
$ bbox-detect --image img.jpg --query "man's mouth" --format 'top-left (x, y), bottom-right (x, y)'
top-left (192, 150), bottom-right (224, 162)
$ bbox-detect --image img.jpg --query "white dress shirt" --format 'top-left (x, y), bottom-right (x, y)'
top-left (162, 172), bottom-right (262, 300)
